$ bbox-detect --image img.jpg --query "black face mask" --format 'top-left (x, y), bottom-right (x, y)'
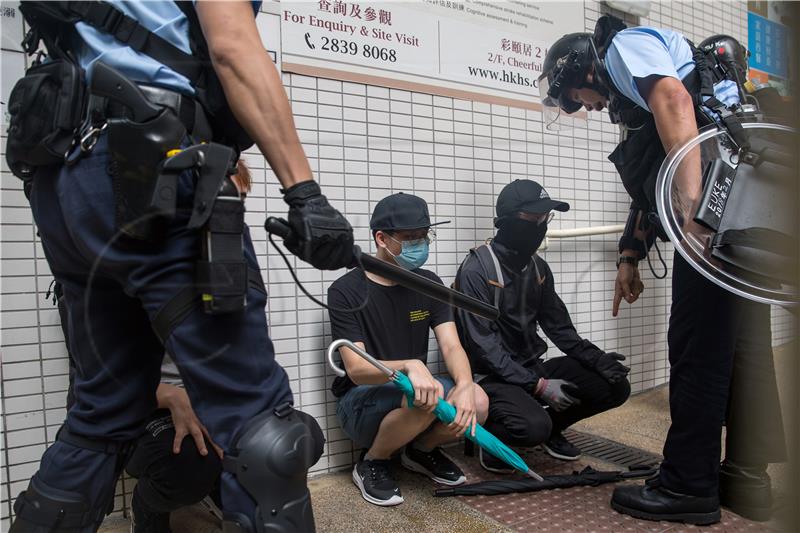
top-left (494, 218), bottom-right (548, 260)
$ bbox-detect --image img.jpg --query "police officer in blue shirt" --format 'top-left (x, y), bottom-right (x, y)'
top-left (6, 2), bottom-right (352, 532)
top-left (539, 16), bottom-right (784, 526)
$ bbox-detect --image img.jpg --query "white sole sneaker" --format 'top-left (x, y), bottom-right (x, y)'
top-left (541, 442), bottom-right (580, 461)
top-left (400, 449), bottom-right (466, 486)
top-left (352, 465), bottom-right (404, 507)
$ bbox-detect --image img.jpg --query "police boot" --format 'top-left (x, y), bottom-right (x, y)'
top-left (719, 460), bottom-right (772, 522)
top-left (611, 476), bottom-right (721, 525)
top-left (131, 490), bottom-right (172, 533)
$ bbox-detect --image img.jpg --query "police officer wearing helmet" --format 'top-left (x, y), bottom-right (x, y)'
top-left (539, 16), bottom-right (785, 525)
top-left (7, 1), bottom-right (352, 532)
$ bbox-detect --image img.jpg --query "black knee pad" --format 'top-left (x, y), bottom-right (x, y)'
top-left (10, 475), bottom-right (104, 533)
top-left (222, 403), bottom-right (324, 533)
top-left (12, 427), bottom-right (135, 532)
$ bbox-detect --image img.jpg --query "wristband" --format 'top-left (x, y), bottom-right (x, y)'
top-left (616, 255), bottom-right (639, 269)
top-left (618, 235), bottom-right (647, 259)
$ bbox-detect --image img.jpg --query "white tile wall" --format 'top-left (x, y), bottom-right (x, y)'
top-left (1, 0), bottom-right (792, 527)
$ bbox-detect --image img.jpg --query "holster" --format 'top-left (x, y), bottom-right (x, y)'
top-left (107, 107), bottom-right (186, 240)
top-left (157, 143), bottom-right (247, 315)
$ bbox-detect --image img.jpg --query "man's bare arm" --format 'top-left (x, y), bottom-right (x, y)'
top-left (433, 322), bottom-right (474, 386)
top-left (340, 342), bottom-right (411, 386)
top-left (647, 76), bottom-right (702, 216)
top-left (339, 342), bottom-right (443, 410)
top-left (196, 1), bottom-right (311, 189)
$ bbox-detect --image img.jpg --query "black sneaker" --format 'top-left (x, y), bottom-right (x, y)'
top-left (401, 446), bottom-right (467, 486)
top-left (131, 490), bottom-right (172, 533)
top-left (352, 458), bottom-right (404, 506)
top-left (542, 432), bottom-right (581, 461)
top-left (479, 447), bottom-right (515, 474)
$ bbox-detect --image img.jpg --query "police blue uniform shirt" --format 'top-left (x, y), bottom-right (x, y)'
top-left (604, 26), bottom-right (739, 112)
top-left (74, 1), bottom-right (261, 95)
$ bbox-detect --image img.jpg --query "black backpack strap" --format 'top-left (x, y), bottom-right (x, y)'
top-left (688, 40), bottom-right (749, 149)
top-left (71, 1), bottom-right (202, 82)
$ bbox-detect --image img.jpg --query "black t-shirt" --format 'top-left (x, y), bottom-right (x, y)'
top-left (328, 267), bottom-right (454, 397)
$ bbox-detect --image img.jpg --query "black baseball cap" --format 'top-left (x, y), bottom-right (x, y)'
top-left (495, 179), bottom-right (570, 227)
top-left (370, 192), bottom-right (450, 231)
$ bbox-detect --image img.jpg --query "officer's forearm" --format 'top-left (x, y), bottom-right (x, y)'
top-left (648, 78), bottom-right (702, 212)
top-left (197, 1), bottom-right (312, 189)
top-left (620, 210), bottom-right (648, 258)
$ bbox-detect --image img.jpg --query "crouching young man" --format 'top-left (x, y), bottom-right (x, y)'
top-left (328, 192), bottom-right (489, 506)
top-left (455, 180), bottom-right (632, 472)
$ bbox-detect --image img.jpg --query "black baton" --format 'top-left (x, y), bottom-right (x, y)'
top-left (265, 217), bottom-right (500, 321)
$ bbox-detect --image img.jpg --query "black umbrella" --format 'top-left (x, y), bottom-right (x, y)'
top-left (434, 464), bottom-right (659, 497)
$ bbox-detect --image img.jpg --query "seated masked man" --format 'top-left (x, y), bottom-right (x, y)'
top-left (328, 192), bottom-right (489, 507)
top-left (454, 179), bottom-right (631, 472)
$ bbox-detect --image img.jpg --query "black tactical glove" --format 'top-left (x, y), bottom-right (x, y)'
top-left (594, 352), bottom-right (630, 384)
top-left (282, 180), bottom-right (354, 270)
top-left (536, 378), bottom-right (581, 412)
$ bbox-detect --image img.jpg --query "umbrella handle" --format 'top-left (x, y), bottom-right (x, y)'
top-left (326, 339), bottom-right (395, 378)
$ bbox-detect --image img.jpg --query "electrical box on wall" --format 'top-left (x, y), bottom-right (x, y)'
top-left (605, 1), bottom-right (651, 17)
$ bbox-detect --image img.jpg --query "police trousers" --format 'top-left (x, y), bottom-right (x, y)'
top-left (659, 253), bottom-right (785, 496)
top-left (21, 134), bottom-right (292, 529)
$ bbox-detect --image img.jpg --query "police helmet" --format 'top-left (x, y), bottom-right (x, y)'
top-left (537, 33), bottom-right (598, 129)
top-left (698, 34), bottom-right (750, 82)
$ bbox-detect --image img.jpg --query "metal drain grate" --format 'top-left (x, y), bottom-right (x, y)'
top-left (564, 429), bottom-right (662, 468)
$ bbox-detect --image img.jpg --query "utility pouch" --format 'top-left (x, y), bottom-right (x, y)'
top-left (5, 59), bottom-right (86, 180)
top-left (107, 108), bottom-right (186, 240)
top-left (158, 143), bottom-right (246, 314)
top-left (197, 177), bottom-right (248, 314)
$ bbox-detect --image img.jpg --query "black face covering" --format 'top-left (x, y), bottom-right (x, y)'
top-left (494, 218), bottom-right (548, 263)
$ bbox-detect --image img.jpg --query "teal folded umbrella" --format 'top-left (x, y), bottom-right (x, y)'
top-left (327, 339), bottom-right (542, 480)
